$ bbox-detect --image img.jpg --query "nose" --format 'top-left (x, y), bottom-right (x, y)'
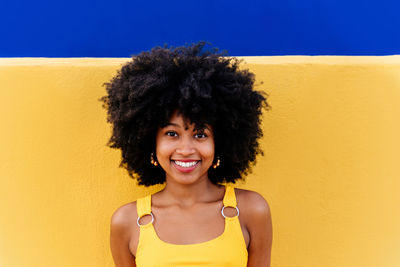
top-left (175, 136), bottom-right (196, 155)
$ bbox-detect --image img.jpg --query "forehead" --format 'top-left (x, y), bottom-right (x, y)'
top-left (166, 111), bottom-right (211, 131)
top-left (168, 112), bottom-right (189, 127)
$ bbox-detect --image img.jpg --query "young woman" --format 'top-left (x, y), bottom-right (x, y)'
top-left (101, 42), bottom-right (273, 267)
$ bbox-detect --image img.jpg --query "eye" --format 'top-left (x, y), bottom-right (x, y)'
top-left (194, 132), bottom-right (207, 139)
top-left (165, 131), bottom-right (178, 137)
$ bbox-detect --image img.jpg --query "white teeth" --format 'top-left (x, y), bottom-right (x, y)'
top-left (174, 161), bottom-right (198, 168)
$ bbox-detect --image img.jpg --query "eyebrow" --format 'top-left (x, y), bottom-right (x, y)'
top-left (164, 122), bottom-right (180, 127)
top-left (163, 123), bottom-right (211, 132)
top-left (163, 122), bottom-right (188, 130)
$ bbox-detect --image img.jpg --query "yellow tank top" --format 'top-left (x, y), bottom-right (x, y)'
top-left (135, 184), bottom-right (248, 267)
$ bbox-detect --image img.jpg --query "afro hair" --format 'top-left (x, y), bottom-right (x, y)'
top-left (100, 41), bottom-right (269, 186)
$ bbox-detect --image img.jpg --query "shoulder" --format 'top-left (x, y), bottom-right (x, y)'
top-left (235, 188), bottom-right (273, 265)
top-left (235, 187), bottom-right (271, 213)
top-left (110, 202), bottom-right (140, 263)
top-left (111, 201), bottom-right (138, 225)
top-left (234, 188), bottom-right (272, 227)
top-left (110, 201), bottom-right (138, 240)
top-left (110, 201), bottom-right (142, 255)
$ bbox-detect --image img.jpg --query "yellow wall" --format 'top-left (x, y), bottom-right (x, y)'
top-left (0, 57), bottom-right (399, 267)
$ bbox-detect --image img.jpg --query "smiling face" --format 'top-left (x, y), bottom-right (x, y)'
top-left (155, 111), bottom-right (215, 185)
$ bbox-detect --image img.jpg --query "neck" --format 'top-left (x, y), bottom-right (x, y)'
top-left (162, 177), bottom-right (223, 207)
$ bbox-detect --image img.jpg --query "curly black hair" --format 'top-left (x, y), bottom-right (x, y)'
top-left (100, 42), bottom-right (269, 186)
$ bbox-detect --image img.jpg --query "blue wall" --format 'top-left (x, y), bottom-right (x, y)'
top-left (1, 0), bottom-right (399, 57)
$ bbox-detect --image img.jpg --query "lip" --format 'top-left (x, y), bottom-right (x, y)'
top-left (171, 160), bottom-right (200, 173)
top-left (172, 159), bottom-right (200, 162)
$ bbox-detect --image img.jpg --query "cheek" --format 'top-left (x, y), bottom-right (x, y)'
top-left (203, 142), bottom-right (215, 159)
top-left (155, 136), bottom-right (172, 156)
top-left (156, 141), bottom-right (173, 156)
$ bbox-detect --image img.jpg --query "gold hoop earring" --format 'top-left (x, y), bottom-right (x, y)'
top-left (150, 152), bottom-right (158, 166)
top-left (212, 156), bottom-right (220, 169)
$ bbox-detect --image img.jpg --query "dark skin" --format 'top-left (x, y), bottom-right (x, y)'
top-left (110, 114), bottom-right (273, 267)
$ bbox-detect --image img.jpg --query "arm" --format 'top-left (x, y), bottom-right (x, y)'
top-left (246, 192), bottom-right (273, 267)
top-left (110, 205), bottom-right (137, 267)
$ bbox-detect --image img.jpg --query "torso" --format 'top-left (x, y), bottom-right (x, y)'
top-left (124, 186), bottom-right (251, 257)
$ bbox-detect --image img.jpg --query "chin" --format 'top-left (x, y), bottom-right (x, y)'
top-left (168, 173), bottom-right (209, 185)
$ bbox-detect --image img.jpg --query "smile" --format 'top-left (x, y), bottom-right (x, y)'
top-left (171, 160), bottom-right (200, 173)
top-left (173, 160), bottom-right (199, 168)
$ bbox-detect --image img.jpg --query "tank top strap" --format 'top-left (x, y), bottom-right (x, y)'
top-left (136, 194), bottom-right (152, 217)
top-left (223, 184), bottom-right (237, 207)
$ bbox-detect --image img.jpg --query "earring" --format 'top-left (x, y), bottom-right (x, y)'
top-left (212, 156), bottom-right (220, 169)
top-left (150, 152), bottom-right (158, 166)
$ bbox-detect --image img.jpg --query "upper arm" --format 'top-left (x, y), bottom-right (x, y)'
top-left (245, 192), bottom-right (273, 267)
top-left (110, 204), bottom-right (137, 267)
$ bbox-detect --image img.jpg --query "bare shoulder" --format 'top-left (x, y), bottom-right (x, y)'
top-left (235, 188), bottom-right (273, 266)
top-left (110, 201), bottom-right (139, 244)
top-left (110, 201), bottom-right (139, 266)
top-left (111, 201), bottom-right (138, 226)
top-left (234, 188), bottom-right (272, 226)
top-left (235, 188), bottom-right (271, 211)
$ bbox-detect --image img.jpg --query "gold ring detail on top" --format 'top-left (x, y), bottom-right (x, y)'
top-left (137, 212), bottom-right (154, 227)
top-left (221, 206), bottom-right (239, 218)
